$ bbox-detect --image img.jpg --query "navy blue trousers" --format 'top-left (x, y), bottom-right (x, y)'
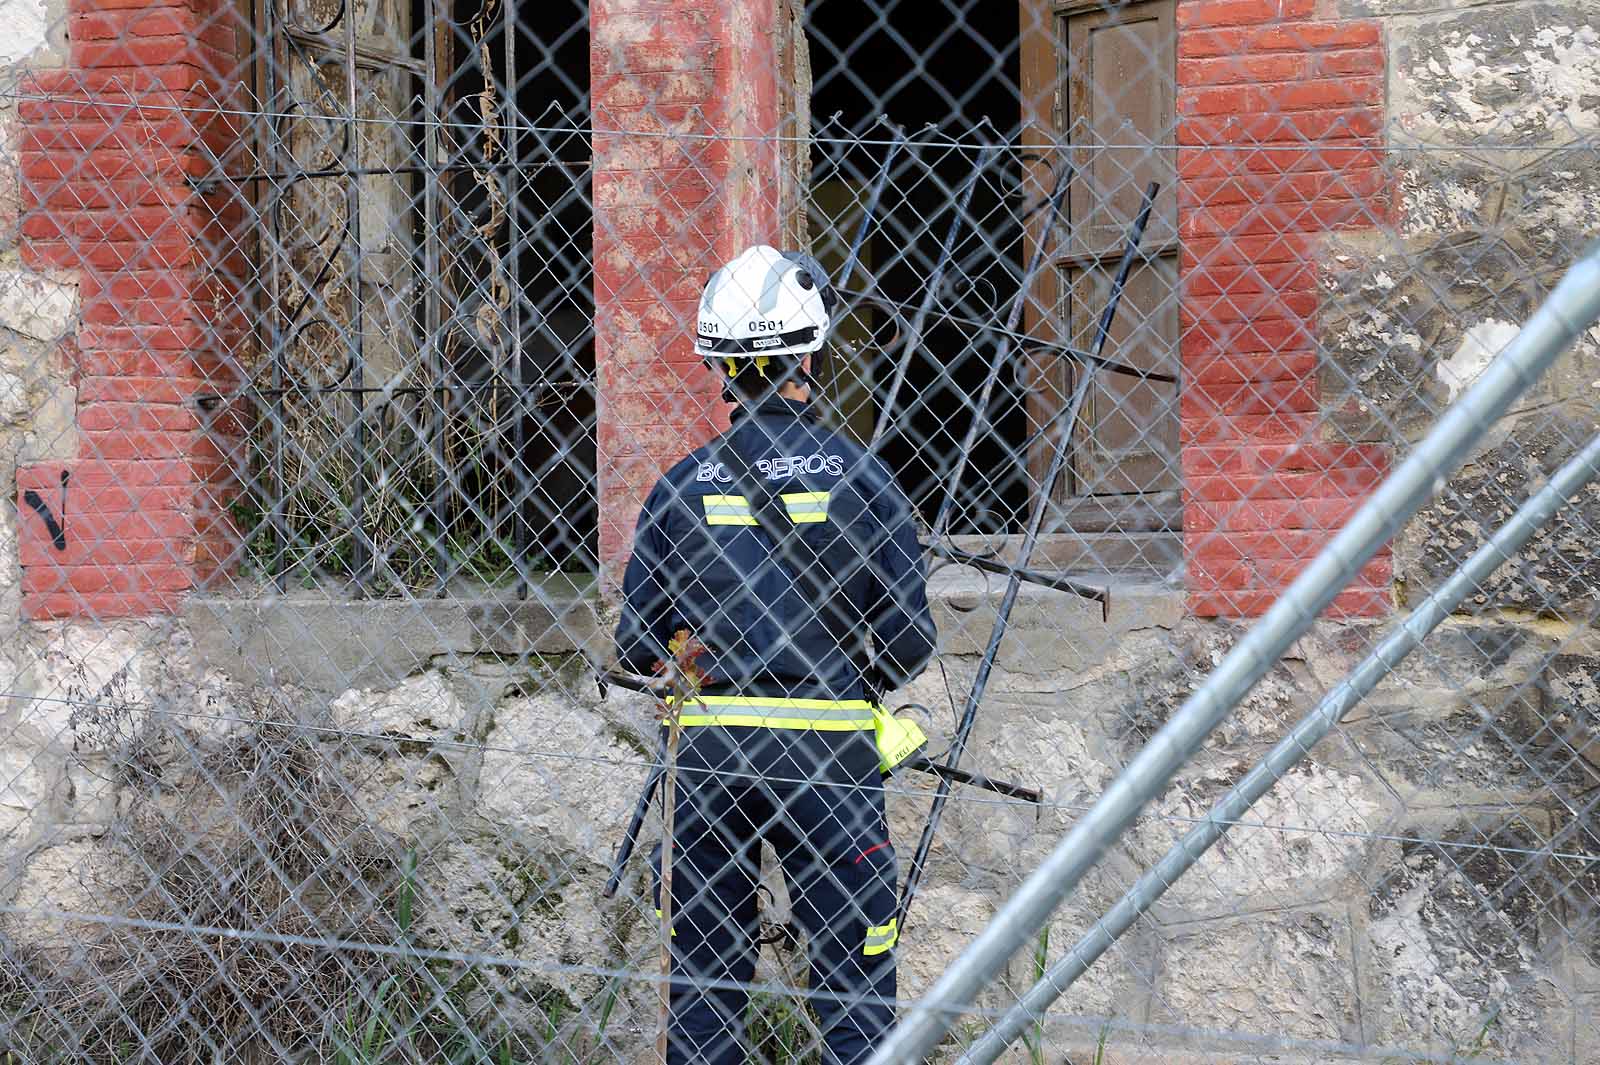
top-left (651, 744), bottom-right (897, 1065)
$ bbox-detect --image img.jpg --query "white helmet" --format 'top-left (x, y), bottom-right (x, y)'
top-left (695, 245), bottom-right (837, 377)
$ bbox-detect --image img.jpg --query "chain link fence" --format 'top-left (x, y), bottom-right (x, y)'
top-left (0, 0), bottom-right (1598, 1061)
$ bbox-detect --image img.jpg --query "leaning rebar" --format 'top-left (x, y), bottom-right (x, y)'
top-left (872, 133), bottom-right (999, 446)
top-left (894, 183), bottom-right (1160, 930)
top-left (928, 162), bottom-right (1071, 543)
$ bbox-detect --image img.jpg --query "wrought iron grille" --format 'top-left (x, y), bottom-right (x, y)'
top-left (224, 0), bottom-right (595, 594)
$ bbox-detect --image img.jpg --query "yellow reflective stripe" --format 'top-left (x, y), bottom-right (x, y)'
top-left (864, 918), bottom-right (898, 956)
top-left (703, 495), bottom-right (758, 526)
top-left (782, 491), bottom-right (829, 523)
top-left (702, 493), bottom-right (829, 524)
top-left (676, 696), bottom-right (876, 731)
top-left (677, 714), bottom-right (874, 730)
top-left (696, 696), bottom-right (874, 709)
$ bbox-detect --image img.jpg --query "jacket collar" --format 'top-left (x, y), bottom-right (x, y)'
top-left (731, 395), bottom-right (815, 423)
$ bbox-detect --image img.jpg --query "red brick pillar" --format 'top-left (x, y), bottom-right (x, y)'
top-left (1176, 0), bottom-right (1393, 617)
top-left (591, 0), bottom-right (782, 587)
top-left (16, 0), bottom-right (247, 619)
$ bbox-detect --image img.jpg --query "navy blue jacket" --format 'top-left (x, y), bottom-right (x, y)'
top-left (616, 397), bottom-right (937, 704)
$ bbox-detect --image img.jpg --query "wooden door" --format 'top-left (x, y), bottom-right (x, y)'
top-left (1020, 0), bottom-right (1181, 568)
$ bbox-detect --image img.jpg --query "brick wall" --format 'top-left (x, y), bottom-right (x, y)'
top-left (10, 0), bottom-right (1401, 620)
top-left (1176, 0), bottom-right (1394, 617)
top-left (591, 0), bottom-right (783, 586)
top-left (16, 0), bottom-right (247, 619)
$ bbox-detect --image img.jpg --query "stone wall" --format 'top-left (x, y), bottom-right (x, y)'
top-left (0, 0), bottom-right (72, 634)
top-left (1, 574), bottom-right (1596, 1060)
top-left (1320, 1), bottom-right (1600, 613)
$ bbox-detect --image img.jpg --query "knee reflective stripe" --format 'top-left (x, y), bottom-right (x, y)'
top-left (701, 492), bottom-right (830, 525)
top-left (676, 696), bottom-right (876, 731)
top-left (703, 495), bottom-right (758, 526)
top-left (780, 491), bottom-right (829, 523)
top-left (864, 918), bottom-right (898, 956)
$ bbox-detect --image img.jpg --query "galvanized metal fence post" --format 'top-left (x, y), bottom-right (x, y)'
top-left (958, 424), bottom-right (1600, 1065)
top-left (866, 242), bottom-right (1600, 1065)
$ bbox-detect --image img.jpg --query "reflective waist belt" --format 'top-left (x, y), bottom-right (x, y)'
top-left (674, 695), bottom-right (876, 731)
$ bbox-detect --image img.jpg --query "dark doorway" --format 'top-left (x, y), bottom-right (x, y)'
top-left (805, 0), bottom-right (1030, 538)
top-left (805, 0), bottom-right (1182, 575)
top-left (438, 0), bottom-right (596, 579)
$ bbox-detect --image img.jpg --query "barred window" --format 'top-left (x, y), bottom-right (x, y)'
top-left (233, 0), bottom-right (593, 595)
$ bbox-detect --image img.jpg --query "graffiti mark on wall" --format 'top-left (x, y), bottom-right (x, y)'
top-left (22, 469), bottom-right (68, 551)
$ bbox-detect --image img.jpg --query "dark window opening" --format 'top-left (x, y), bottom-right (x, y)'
top-left (237, 0), bottom-right (592, 595)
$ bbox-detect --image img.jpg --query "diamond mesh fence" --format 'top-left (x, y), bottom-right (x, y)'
top-left (0, 0), bottom-right (1598, 1062)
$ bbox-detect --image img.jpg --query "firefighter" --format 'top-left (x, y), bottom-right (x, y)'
top-left (615, 244), bottom-right (938, 1065)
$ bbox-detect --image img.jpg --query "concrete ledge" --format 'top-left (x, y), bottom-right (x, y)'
top-left (186, 575), bottom-right (605, 692)
top-left (187, 570), bottom-right (1188, 694)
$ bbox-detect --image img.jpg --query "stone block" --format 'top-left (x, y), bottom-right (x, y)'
top-left (187, 586), bottom-right (601, 693)
top-left (1542, 653), bottom-right (1600, 780)
top-left (1132, 762), bottom-right (1381, 918)
top-left (0, 110), bottom-right (16, 248)
top-left (15, 380), bottom-right (75, 462)
top-left (411, 828), bottom-right (637, 1030)
top-left (1352, 692), bottom-right (1592, 804)
top-left (1389, 9), bottom-right (1599, 146)
top-left (328, 670), bottom-right (466, 835)
top-left (0, 506), bottom-right (17, 630)
top-left (22, 621), bottom-right (155, 749)
top-left (478, 692), bottom-right (643, 867)
top-left (0, 744), bottom-right (55, 844)
top-left (0, 268), bottom-right (77, 342)
top-left (896, 882), bottom-right (997, 1002)
top-left (928, 571), bottom-right (1184, 677)
top-left (1150, 908), bottom-right (1361, 1045)
top-left (1575, 992), bottom-right (1600, 1061)
top-left (1114, 618), bottom-right (1321, 777)
top-left (897, 872), bottom-right (1146, 1035)
top-left (1396, 411), bottom-right (1600, 614)
top-left (0, 0), bottom-right (57, 67)
top-left (1317, 233), bottom-right (1556, 441)
top-left (2, 839), bottom-right (123, 957)
top-left (61, 749), bottom-right (117, 830)
top-left (0, 368), bottom-right (27, 426)
top-left (1395, 151), bottom-right (1600, 284)
top-left (1365, 822), bottom-right (1572, 1059)
top-left (330, 669), bottom-right (464, 743)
